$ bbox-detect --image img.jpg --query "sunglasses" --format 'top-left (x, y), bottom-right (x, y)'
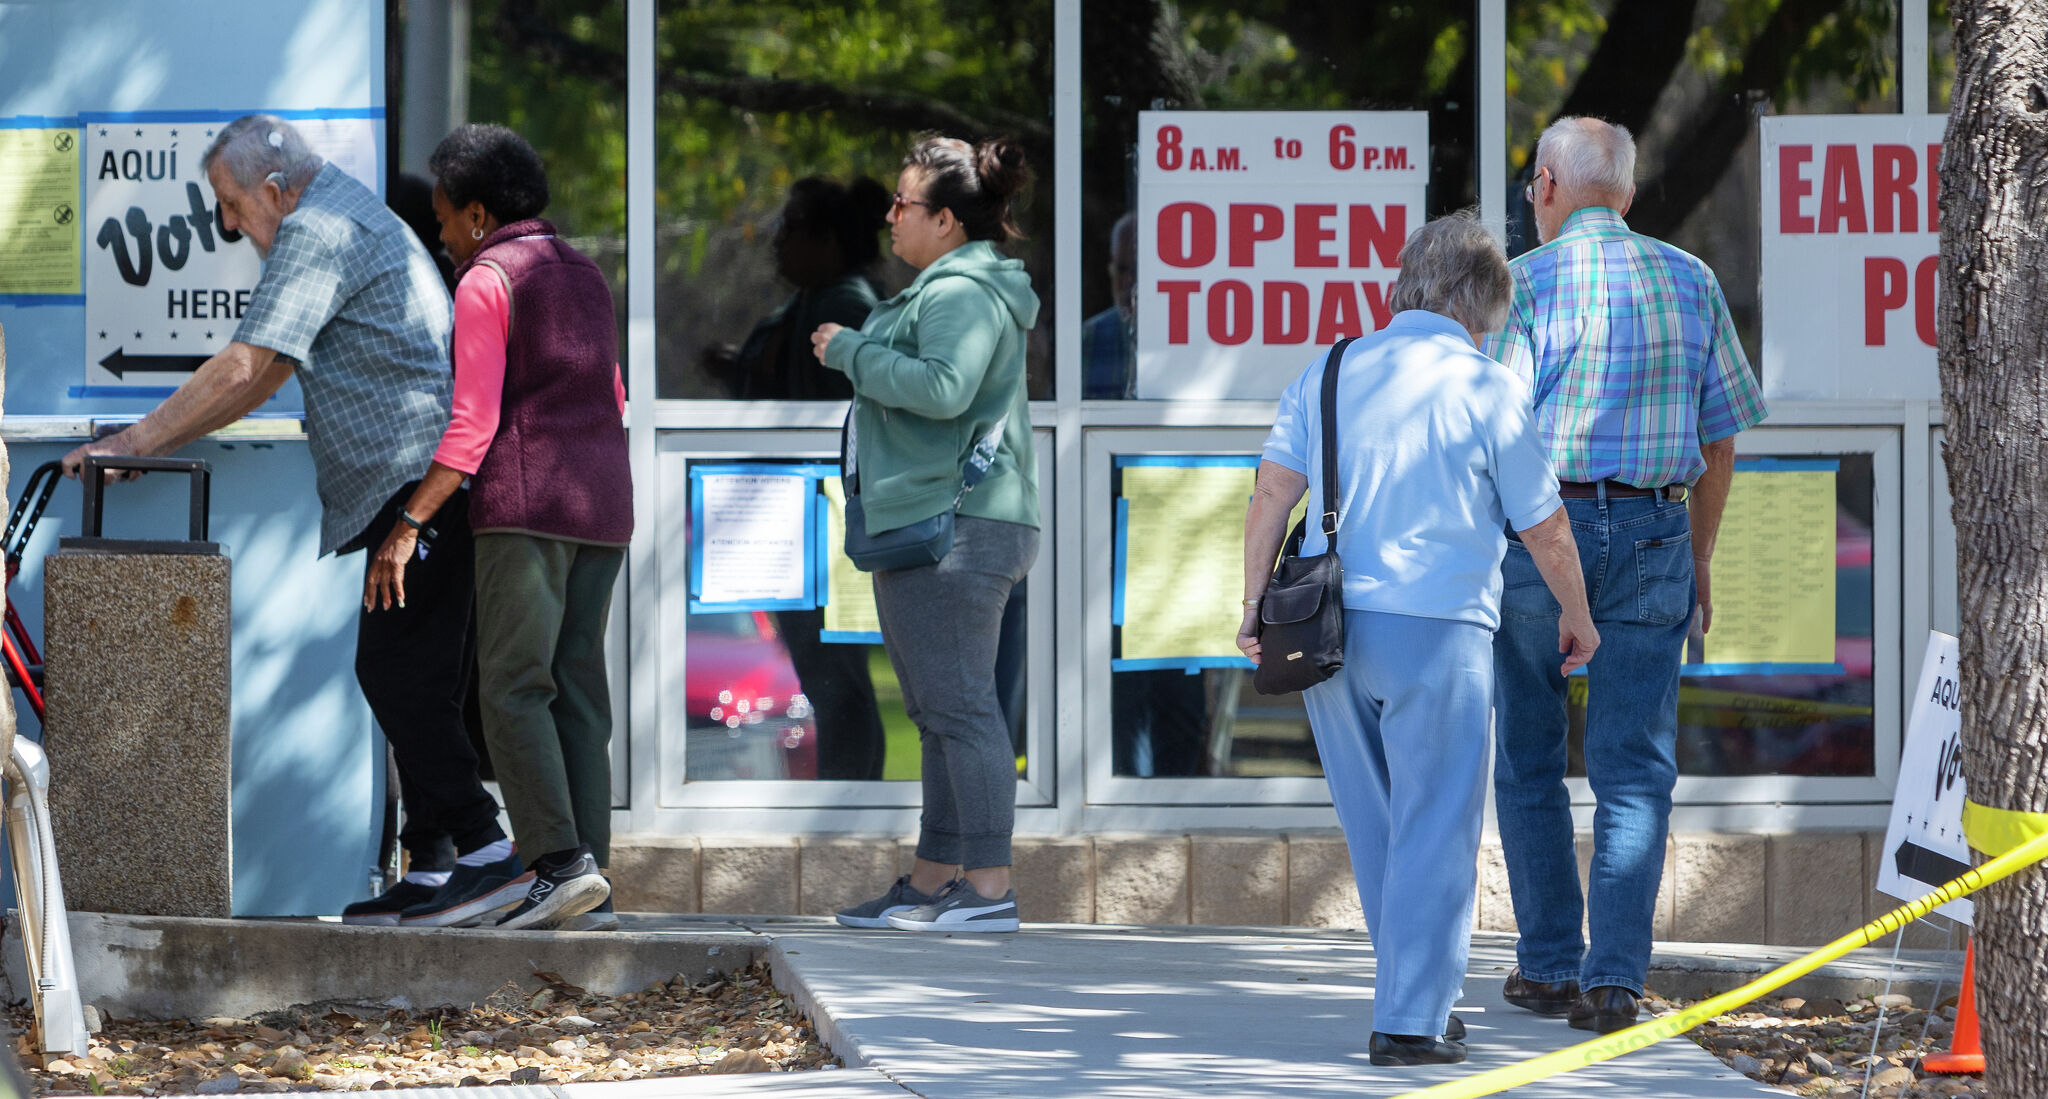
top-left (891, 192), bottom-right (938, 214)
top-left (1523, 166), bottom-right (1557, 204)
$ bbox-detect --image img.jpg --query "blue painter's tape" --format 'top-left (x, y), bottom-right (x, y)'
top-left (1682, 662), bottom-right (1848, 677)
top-left (1734, 457), bottom-right (1841, 473)
top-left (1111, 496), bottom-right (1129, 626)
top-left (69, 386), bottom-right (178, 399)
top-left (78, 107), bottom-right (385, 123)
top-left (820, 630), bottom-right (883, 646)
top-left (1112, 656), bottom-right (1254, 672)
top-left (1114, 454), bottom-right (1261, 469)
top-left (688, 598), bottom-right (811, 615)
top-left (687, 463), bottom-right (821, 612)
top-left (0, 115), bottom-right (82, 128)
top-left (1, 295), bottom-right (84, 307)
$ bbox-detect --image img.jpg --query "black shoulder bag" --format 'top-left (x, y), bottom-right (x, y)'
top-left (1252, 337), bottom-right (1357, 696)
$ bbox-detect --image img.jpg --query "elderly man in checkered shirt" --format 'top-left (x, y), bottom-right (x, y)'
top-left (62, 115), bottom-right (529, 927)
top-left (1483, 116), bottom-right (1770, 1035)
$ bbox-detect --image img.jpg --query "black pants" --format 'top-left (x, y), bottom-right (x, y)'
top-left (354, 485), bottom-right (503, 867)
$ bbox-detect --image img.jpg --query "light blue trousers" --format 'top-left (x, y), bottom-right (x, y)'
top-left (1302, 609), bottom-right (1492, 1038)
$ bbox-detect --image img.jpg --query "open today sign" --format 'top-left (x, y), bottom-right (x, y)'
top-left (1134, 111), bottom-right (1428, 400)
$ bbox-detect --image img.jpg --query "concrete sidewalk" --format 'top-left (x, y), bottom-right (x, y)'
top-left (26, 913), bottom-right (1959, 1099)
top-left (755, 921), bottom-right (1777, 1099)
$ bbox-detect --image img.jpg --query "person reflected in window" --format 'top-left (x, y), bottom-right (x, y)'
top-left (369, 123), bottom-right (633, 932)
top-left (813, 137), bottom-right (1039, 933)
top-left (735, 176), bottom-right (894, 779)
top-left (1240, 214), bottom-right (1598, 1065)
top-left (717, 176), bottom-right (893, 400)
top-left (1081, 212), bottom-right (1137, 399)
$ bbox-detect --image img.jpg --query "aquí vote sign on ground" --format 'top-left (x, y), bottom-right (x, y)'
top-left (1135, 110), bottom-right (1427, 400)
top-left (1878, 630), bottom-right (1972, 924)
top-left (1760, 115), bottom-right (1945, 402)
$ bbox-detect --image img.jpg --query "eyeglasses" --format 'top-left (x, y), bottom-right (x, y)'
top-left (1523, 167), bottom-right (1556, 204)
top-left (891, 192), bottom-right (938, 215)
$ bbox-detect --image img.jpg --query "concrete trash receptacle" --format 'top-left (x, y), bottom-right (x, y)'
top-left (45, 457), bottom-right (232, 917)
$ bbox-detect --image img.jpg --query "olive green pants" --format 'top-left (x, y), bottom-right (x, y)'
top-left (473, 532), bottom-right (625, 866)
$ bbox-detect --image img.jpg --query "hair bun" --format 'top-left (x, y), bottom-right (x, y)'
top-left (974, 139), bottom-right (1030, 202)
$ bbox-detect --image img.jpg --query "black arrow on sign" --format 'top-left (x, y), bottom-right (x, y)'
top-left (1893, 839), bottom-right (1972, 888)
top-left (98, 348), bottom-right (207, 379)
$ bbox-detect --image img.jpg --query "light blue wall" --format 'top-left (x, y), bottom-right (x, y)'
top-left (1, 0), bottom-right (388, 915)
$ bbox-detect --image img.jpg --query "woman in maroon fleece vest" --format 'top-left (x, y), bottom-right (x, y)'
top-left (366, 123), bottom-right (630, 931)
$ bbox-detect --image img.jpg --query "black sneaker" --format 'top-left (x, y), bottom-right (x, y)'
top-left (562, 895), bottom-right (619, 932)
top-left (341, 879), bottom-right (439, 925)
top-left (398, 854), bottom-right (533, 927)
top-left (495, 848), bottom-right (610, 931)
top-left (835, 875), bottom-right (939, 929)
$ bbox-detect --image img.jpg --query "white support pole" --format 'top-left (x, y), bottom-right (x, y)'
top-left (1478, 0), bottom-right (1507, 240)
top-left (1901, 0), bottom-right (1930, 115)
top-left (624, 0), bottom-right (662, 824)
top-left (1051, 0), bottom-right (1085, 831)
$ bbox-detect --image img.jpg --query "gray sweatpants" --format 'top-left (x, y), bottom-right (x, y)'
top-left (872, 516), bottom-right (1038, 870)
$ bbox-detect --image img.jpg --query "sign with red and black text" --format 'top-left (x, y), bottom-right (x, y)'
top-left (1760, 115), bottom-right (1945, 402)
top-left (1135, 111), bottom-right (1428, 400)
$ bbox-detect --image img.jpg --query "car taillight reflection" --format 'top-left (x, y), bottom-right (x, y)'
top-left (685, 611), bottom-right (819, 779)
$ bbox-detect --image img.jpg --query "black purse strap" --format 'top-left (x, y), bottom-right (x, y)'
top-left (1316, 337), bottom-right (1356, 539)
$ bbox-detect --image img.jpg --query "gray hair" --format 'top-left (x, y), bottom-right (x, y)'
top-left (200, 114), bottom-right (322, 193)
top-left (1387, 211), bottom-right (1512, 335)
top-left (1534, 116), bottom-right (1636, 203)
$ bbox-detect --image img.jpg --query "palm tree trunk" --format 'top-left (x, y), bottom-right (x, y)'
top-left (1938, 2), bottom-right (2048, 1092)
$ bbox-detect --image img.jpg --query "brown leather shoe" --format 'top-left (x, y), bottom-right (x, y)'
top-left (1503, 968), bottom-right (1579, 1016)
top-left (1568, 985), bottom-right (1640, 1033)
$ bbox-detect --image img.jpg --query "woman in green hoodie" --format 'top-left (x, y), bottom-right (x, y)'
top-left (810, 136), bottom-right (1040, 933)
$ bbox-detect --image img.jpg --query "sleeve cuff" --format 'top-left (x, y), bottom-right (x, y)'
top-left (1260, 447), bottom-right (1308, 475)
top-left (822, 329), bottom-right (862, 374)
top-left (1507, 495), bottom-right (1563, 533)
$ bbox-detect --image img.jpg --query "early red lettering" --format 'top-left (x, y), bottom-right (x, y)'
top-left (1819, 145), bottom-right (1869, 234)
top-left (1865, 257), bottom-right (1907, 344)
top-left (1872, 144), bottom-right (1918, 234)
top-left (1778, 145), bottom-right (1815, 233)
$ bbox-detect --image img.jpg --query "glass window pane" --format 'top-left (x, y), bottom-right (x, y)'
top-left (404, 1), bottom-right (629, 334)
top-left (1083, 1), bottom-right (1478, 399)
top-left (1565, 453), bottom-right (1877, 778)
top-left (680, 459), bottom-right (1029, 782)
top-left (1107, 456), bottom-right (1321, 778)
top-left (1931, 0), bottom-right (1955, 113)
top-left (653, 0), bottom-right (1055, 400)
top-left (1506, 0), bottom-right (1899, 369)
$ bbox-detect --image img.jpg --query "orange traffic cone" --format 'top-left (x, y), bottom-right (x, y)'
top-left (1923, 938), bottom-right (1985, 1074)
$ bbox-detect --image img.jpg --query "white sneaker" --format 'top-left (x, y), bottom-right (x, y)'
top-left (884, 879), bottom-right (1019, 933)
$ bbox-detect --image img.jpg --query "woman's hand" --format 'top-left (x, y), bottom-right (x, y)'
top-left (1236, 605), bottom-right (1263, 665)
top-left (364, 522), bottom-right (419, 612)
top-left (811, 322), bottom-right (845, 364)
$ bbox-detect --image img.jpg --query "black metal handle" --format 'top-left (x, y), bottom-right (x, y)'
top-left (78, 456), bottom-right (211, 542)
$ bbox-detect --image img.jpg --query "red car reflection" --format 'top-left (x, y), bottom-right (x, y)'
top-left (685, 611), bottom-right (819, 780)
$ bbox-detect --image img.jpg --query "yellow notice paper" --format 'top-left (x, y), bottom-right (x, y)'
top-left (819, 477), bottom-right (881, 638)
top-left (1702, 468), bottom-right (1838, 666)
top-left (0, 126), bottom-right (80, 295)
top-left (1118, 464), bottom-right (1257, 662)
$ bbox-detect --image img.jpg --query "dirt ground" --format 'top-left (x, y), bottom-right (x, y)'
top-left (11, 960), bottom-right (837, 1094)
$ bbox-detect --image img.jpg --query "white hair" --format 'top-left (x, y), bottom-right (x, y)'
top-left (200, 114), bottom-right (322, 192)
top-left (1387, 210), bottom-right (1511, 335)
top-left (1534, 116), bottom-right (1636, 203)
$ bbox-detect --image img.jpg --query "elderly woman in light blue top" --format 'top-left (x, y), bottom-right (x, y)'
top-left (1238, 213), bottom-right (1601, 1067)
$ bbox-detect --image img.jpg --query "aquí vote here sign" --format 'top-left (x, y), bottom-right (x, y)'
top-left (1135, 111), bottom-right (1428, 400)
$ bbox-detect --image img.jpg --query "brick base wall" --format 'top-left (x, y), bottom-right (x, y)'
top-left (608, 830), bottom-right (1960, 949)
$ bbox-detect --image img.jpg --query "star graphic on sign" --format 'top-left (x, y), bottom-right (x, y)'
top-left (134, 128), bottom-right (142, 136)
top-left (134, 331), bottom-right (142, 338)
top-left (169, 331), bottom-right (178, 339)
top-left (169, 129), bottom-right (178, 137)
top-left (205, 331), bottom-right (214, 339)
top-left (98, 331), bottom-right (106, 340)
top-left (97, 127), bottom-right (107, 137)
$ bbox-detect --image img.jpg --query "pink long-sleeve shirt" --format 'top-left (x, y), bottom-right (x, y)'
top-left (433, 264), bottom-right (627, 475)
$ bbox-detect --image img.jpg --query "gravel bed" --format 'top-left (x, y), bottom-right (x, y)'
top-left (1658, 990), bottom-right (1988, 1098)
top-left (11, 960), bottom-right (837, 1094)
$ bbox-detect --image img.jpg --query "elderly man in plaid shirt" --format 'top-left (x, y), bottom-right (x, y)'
top-left (62, 115), bottom-right (529, 927)
top-left (1484, 117), bottom-right (1768, 1035)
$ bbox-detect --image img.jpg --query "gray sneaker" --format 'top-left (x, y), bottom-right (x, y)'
top-left (884, 879), bottom-right (1020, 933)
top-left (835, 875), bottom-right (937, 929)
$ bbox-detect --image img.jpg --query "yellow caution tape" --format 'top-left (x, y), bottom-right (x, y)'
top-left (1963, 798), bottom-right (2048, 858)
top-left (1395, 826), bottom-right (2048, 1099)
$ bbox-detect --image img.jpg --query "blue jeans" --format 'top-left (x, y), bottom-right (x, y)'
top-left (1492, 491), bottom-right (1694, 996)
top-left (1303, 610), bottom-right (1493, 1038)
